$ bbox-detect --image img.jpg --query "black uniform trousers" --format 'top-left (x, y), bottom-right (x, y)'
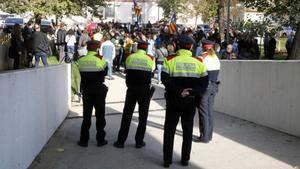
top-left (80, 86), bottom-right (108, 143)
top-left (116, 86), bottom-right (151, 144)
top-left (163, 93), bottom-right (196, 163)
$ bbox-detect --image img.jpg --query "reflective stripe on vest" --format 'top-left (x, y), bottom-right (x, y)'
top-left (163, 49), bottom-right (207, 78)
top-left (126, 49), bottom-right (154, 72)
top-left (77, 51), bottom-right (107, 72)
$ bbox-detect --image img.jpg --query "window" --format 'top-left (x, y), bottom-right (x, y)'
top-left (105, 5), bottom-right (114, 18)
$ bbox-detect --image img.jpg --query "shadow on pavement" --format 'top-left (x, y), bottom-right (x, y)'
top-left (29, 106), bottom-right (206, 169)
top-left (57, 72), bottom-right (300, 168)
top-left (193, 110), bottom-right (300, 167)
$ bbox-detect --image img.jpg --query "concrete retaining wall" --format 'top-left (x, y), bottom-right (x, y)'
top-left (0, 64), bottom-right (71, 169)
top-left (215, 61), bottom-right (300, 137)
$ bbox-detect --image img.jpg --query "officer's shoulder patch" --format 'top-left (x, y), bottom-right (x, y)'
top-left (166, 54), bottom-right (176, 61)
top-left (146, 54), bottom-right (155, 60)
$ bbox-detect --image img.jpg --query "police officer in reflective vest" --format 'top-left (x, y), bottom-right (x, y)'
top-left (77, 40), bottom-right (109, 147)
top-left (162, 35), bottom-right (208, 167)
top-left (114, 40), bottom-right (155, 149)
top-left (196, 40), bottom-right (221, 143)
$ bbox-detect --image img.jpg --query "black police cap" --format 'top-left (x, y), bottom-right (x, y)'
top-left (137, 40), bottom-right (149, 45)
top-left (87, 40), bottom-right (101, 51)
top-left (177, 35), bottom-right (196, 45)
top-left (137, 40), bottom-right (149, 50)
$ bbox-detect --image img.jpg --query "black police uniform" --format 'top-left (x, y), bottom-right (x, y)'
top-left (77, 41), bottom-right (108, 147)
top-left (114, 41), bottom-right (155, 148)
top-left (162, 35), bottom-right (208, 167)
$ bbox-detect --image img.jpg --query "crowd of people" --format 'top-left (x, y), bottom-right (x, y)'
top-left (7, 18), bottom-right (296, 71)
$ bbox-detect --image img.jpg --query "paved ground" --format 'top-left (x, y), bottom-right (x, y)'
top-left (29, 73), bottom-right (300, 169)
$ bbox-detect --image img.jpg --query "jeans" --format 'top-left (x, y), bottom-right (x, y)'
top-left (59, 45), bottom-right (65, 62)
top-left (157, 64), bottom-right (162, 82)
top-left (35, 51), bottom-right (48, 68)
top-left (67, 46), bottom-right (75, 61)
top-left (106, 60), bottom-right (113, 78)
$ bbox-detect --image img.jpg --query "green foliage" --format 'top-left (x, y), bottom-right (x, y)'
top-left (231, 19), bottom-right (272, 37)
top-left (158, 0), bottom-right (181, 18)
top-left (158, 0), bottom-right (217, 23)
top-left (0, 0), bottom-right (105, 17)
top-left (241, 0), bottom-right (300, 28)
top-left (199, 0), bottom-right (218, 23)
top-left (241, 0), bottom-right (300, 60)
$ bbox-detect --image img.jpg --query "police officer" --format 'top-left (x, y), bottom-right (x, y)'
top-left (162, 35), bottom-right (208, 167)
top-left (114, 40), bottom-right (155, 149)
top-left (77, 40), bottom-right (109, 147)
top-left (196, 40), bottom-right (221, 143)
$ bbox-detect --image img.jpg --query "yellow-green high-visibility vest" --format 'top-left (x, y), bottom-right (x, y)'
top-left (125, 49), bottom-right (155, 72)
top-left (163, 49), bottom-right (207, 78)
top-left (77, 51), bottom-right (107, 72)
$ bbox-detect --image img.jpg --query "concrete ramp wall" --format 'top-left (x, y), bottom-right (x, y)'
top-left (215, 61), bottom-right (300, 137)
top-left (0, 64), bottom-right (71, 169)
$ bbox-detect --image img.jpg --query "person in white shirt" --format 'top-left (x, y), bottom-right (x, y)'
top-left (65, 29), bottom-right (77, 62)
top-left (99, 35), bottom-right (116, 80)
top-left (93, 27), bottom-right (103, 41)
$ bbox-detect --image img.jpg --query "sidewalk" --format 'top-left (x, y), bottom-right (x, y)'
top-left (29, 73), bottom-right (300, 169)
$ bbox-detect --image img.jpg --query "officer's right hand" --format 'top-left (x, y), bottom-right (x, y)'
top-left (181, 88), bottom-right (192, 98)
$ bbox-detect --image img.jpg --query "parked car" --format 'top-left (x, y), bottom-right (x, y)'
top-left (177, 24), bottom-right (187, 32)
top-left (279, 26), bottom-right (295, 37)
top-left (0, 12), bottom-right (15, 29)
top-left (41, 19), bottom-right (54, 34)
top-left (3, 17), bottom-right (24, 33)
top-left (197, 24), bottom-right (211, 35)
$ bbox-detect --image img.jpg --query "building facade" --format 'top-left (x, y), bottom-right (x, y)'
top-left (101, 0), bottom-right (163, 24)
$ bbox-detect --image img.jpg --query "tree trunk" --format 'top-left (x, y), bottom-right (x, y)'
top-left (195, 14), bottom-right (198, 28)
top-left (289, 22), bottom-right (300, 60)
top-left (218, 0), bottom-right (225, 41)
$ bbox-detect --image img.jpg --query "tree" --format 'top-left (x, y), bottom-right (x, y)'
top-left (73, 0), bottom-right (106, 17)
top-left (185, 0), bottom-right (218, 23)
top-left (158, 0), bottom-right (183, 19)
top-left (217, 0), bottom-right (240, 40)
top-left (0, 0), bottom-right (105, 19)
top-left (158, 0), bottom-right (217, 24)
top-left (241, 0), bottom-right (300, 60)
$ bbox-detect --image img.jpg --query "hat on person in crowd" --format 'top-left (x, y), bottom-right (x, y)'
top-left (202, 39), bottom-right (215, 50)
top-left (177, 34), bottom-right (196, 50)
top-left (87, 40), bottom-right (101, 51)
top-left (137, 40), bottom-right (149, 50)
